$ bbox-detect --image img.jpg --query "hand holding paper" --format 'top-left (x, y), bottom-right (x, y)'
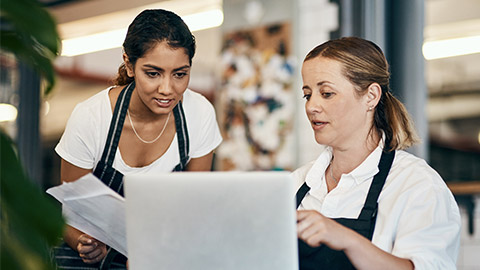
top-left (47, 173), bottom-right (127, 256)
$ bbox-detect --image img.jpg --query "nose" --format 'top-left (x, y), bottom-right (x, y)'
top-left (305, 94), bottom-right (322, 116)
top-left (157, 77), bottom-right (173, 95)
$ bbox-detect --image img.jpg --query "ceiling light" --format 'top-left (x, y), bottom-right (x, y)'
top-left (61, 28), bottom-right (127, 57)
top-left (60, 8), bottom-right (223, 57)
top-left (423, 35), bottom-right (480, 60)
top-left (183, 9), bottom-right (223, 32)
top-left (0, 103), bottom-right (18, 122)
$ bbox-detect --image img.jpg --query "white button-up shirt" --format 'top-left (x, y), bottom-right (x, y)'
top-left (292, 144), bottom-right (461, 269)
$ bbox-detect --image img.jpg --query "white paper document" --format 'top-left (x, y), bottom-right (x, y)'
top-left (46, 173), bottom-right (127, 256)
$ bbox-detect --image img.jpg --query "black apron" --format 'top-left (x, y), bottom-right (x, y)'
top-left (296, 149), bottom-right (395, 270)
top-left (53, 82), bottom-right (190, 270)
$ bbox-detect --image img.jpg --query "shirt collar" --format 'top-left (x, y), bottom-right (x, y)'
top-left (305, 147), bottom-right (332, 190)
top-left (348, 143), bottom-right (383, 184)
top-left (305, 137), bottom-right (386, 187)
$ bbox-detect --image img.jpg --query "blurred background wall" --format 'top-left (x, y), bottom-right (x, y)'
top-left (1, 0), bottom-right (479, 268)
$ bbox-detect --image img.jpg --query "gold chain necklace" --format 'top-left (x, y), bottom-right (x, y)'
top-left (127, 110), bottom-right (171, 144)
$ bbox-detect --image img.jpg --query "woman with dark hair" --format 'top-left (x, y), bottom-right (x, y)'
top-left (294, 37), bottom-right (460, 269)
top-left (54, 9), bottom-right (222, 269)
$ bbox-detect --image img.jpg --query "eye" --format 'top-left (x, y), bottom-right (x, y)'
top-left (321, 92), bottom-right (334, 98)
top-left (145, 71), bottom-right (159, 78)
top-left (302, 94), bottom-right (311, 101)
top-left (174, 72), bottom-right (188, 79)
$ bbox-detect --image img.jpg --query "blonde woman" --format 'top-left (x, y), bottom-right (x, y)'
top-left (294, 37), bottom-right (460, 270)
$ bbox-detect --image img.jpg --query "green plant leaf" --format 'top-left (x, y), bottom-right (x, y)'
top-left (1, 0), bottom-right (60, 95)
top-left (1, 131), bottom-right (65, 270)
top-left (1, 228), bottom-right (52, 270)
top-left (1, 30), bottom-right (57, 94)
top-left (0, 0), bottom-right (60, 56)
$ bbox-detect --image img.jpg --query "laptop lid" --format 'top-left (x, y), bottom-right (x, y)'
top-left (124, 171), bottom-right (298, 270)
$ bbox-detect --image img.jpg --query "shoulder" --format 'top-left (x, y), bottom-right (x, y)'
top-left (380, 150), bottom-right (460, 268)
top-left (55, 87), bottom-right (113, 169)
top-left (291, 161), bottom-right (315, 181)
top-left (384, 150), bottom-right (458, 213)
top-left (66, 87), bottom-right (113, 143)
top-left (181, 89), bottom-right (222, 157)
top-left (291, 146), bottom-right (331, 186)
top-left (71, 88), bottom-right (111, 116)
top-left (182, 89), bottom-right (214, 112)
top-left (390, 150), bottom-right (446, 190)
top-left (291, 160), bottom-right (316, 191)
top-left (182, 89), bottom-right (217, 127)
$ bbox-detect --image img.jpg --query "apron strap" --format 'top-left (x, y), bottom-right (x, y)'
top-left (172, 100), bottom-right (190, 171)
top-left (357, 150), bottom-right (395, 221)
top-left (96, 82), bottom-right (135, 178)
top-left (296, 182), bottom-right (311, 208)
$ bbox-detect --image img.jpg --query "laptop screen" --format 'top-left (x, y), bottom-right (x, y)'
top-left (124, 171), bottom-right (298, 270)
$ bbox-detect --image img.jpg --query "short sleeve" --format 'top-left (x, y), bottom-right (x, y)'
top-left (55, 100), bottom-right (102, 169)
top-left (183, 90), bottom-right (222, 158)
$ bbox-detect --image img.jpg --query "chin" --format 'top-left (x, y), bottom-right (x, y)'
top-left (314, 135), bottom-right (332, 147)
top-left (314, 137), bottom-right (326, 145)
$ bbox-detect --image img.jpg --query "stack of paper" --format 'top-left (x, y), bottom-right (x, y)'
top-left (47, 173), bottom-right (127, 256)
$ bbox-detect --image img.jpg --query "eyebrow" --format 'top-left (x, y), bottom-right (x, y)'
top-left (142, 64), bottom-right (190, 72)
top-left (302, 80), bottom-right (332, 90)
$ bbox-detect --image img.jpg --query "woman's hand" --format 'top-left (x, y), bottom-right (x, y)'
top-left (76, 234), bottom-right (107, 264)
top-left (297, 210), bottom-right (414, 270)
top-left (297, 210), bottom-right (355, 251)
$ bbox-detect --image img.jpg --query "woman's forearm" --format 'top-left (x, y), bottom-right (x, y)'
top-left (344, 232), bottom-right (414, 270)
top-left (63, 225), bottom-right (83, 252)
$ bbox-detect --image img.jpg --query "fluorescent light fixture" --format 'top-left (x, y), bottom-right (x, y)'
top-left (183, 9), bottom-right (223, 32)
top-left (423, 35), bottom-right (480, 60)
top-left (0, 103), bottom-right (18, 122)
top-left (61, 8), bottom-right (223, 57)
top-left (61, 28), bottom-right (127, 57)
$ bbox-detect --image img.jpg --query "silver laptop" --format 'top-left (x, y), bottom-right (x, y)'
top-left (124, 171), bottom-right (298, 270)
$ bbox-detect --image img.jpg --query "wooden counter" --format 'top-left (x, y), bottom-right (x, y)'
top-left (446, 181), bottom-right (480, 235)
top-left (446, 181), bottom-right (480, 195)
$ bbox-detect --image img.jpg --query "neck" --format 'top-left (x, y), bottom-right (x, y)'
top-left (330, 131), bottom-right (380, 176)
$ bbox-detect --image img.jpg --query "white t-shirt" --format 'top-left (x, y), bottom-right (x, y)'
top-left (292, 144), bottom-right (461, 270)
top-left (56, 88), bottom-right (222, 174)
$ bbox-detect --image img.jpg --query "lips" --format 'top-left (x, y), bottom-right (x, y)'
top-left (311, 120), bottom-right (328, 130)
top-left (154, 98), bottom-right (173, 108)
